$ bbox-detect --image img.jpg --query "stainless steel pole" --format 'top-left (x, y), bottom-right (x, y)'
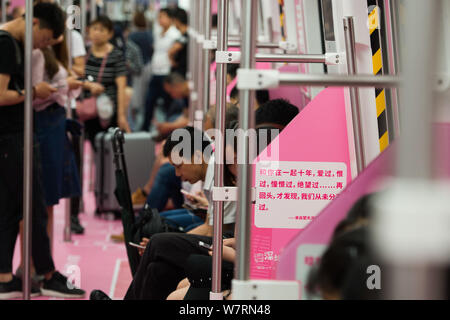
top-left (189, 0), bottom-right (198, 123)
top-left (210, 0), bottom-right (229, 300)
top-left (22, 0), bottom-right (34, 300)
top-left (1, 0), bottom-right (6, 24)
top-left (196, 0), bottom-right (204, 125)
top-left (80, 0), bottom-right (87, 40)
top-left (379, 0), bottom-right (442, 299)
top-left (235, 0), bottom-right (258, 282)
top-left (255, 53), bottom-right (326, 63)
top-left (277, 73), bottom-right (400, 88)
top-left (202, 0), bottom-right (212, 116)
top-left (228, 41), bottom-right (281, 49)
top-left (90, 0), bottom-right (97, 22)
top-left (78, 0), bottom-right (86, 215)
top-left (344, 17), bottom-right (365, 174)
top-left (64, 0), bottom-right (73, 242)
top-left (385, 0), bottom-right (401, 139)
top-left (187, 0), bottom-right (194, 123)
top-left (396, 1), bottom-right (438, 181)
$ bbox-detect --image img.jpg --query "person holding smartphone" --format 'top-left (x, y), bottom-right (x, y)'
top-left (0, 2), bottom-right (85, 299)
top-left (31, 34), bottom-right (83, 254)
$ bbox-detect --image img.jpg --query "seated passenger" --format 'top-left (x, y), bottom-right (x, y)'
top-left (305, 194), bottom-right (377, 300)
top-left (170, 99), bottom-right (301, 300)
top-left (229, 87), bottom-right (270, 109)
top-left (93, 99), bottom-right (300, 300)
top-left (91, 125), bottom-right (238, 300)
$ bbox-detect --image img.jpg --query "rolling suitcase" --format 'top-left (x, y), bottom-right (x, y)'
top-left (94, 130), bottom-right (155, 214)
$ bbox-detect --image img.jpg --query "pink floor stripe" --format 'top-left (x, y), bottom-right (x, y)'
top-left (12, 142), bottom-right (132, 300)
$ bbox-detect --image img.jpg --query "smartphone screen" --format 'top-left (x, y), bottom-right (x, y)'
top-left (181, 189), bottom-right (194, 197)
top-left (129, 242), bottom-right (146, 250)
top-left (198, 241), bottom-right (212, 250)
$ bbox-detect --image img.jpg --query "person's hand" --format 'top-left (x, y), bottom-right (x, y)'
top-left (138, 237), bottom-right (149, 256)
top-left (34, 82), bottom-right (57, 100)
top-left (208, 245), bottom-right (236, 263)
top-left (156, 122), bottom-right (172, 136)
top-left (118, 114), bottom-right (131, 133)
top-left (88, 82), bottom-right (105, 96)
top-left (223, 238), bottom-right (236, 249)
top-left (185, 192), bottom-right (209, 208)
top-left (67, 76), bottom-right (83, 90)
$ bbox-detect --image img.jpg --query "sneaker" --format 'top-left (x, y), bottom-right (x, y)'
top-left (131, 187), bottom-right (147, 205)
top-left (71, 216), bottom-right (85, 235)
top-left (41, 271), bottom-right (85, 299)
top-left (15, 266), bottom-right (45, 284)
top-left (0, 276), bottom-right (41, 300)
top-left (90, 290), bottom-right (112, 300)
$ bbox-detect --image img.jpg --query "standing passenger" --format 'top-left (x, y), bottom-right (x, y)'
top-left (141, 7), bottom-right (181, 132)
top-left (0, 2), bottom-right (85, 299)
top-left (80, 15), bottom-right (130, 149)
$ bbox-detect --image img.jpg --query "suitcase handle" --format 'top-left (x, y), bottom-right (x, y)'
top-left (110, 128), bottom-right (134, 221)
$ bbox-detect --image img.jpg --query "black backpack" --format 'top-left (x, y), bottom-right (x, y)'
top-left (132, 204), bottom-right (185, 245)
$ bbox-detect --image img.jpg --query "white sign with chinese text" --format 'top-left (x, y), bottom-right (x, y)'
top-left (255, 161), bottom-right (347, 229)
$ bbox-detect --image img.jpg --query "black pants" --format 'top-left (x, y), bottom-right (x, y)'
top-left (0, 133), bottom-right (55, 275)
top-left (141, 75), bottom-right (170, 132)
top-left (124, 233), bottom-right (213, 300)
top-left (184, 254), bottom-right (234, 300)
top-left (70, 131), bottom-right (82, 219)
top-left (84, 115), bottom-right (117, 153)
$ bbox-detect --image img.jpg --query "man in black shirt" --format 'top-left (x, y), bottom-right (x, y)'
top-left (0, 2), bottom-right (85, 299)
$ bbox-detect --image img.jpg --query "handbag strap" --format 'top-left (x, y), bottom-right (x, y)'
top-left (86, 47), bottom-right (110, 84)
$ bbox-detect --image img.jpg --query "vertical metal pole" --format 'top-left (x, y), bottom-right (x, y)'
top-left (64, 0), bottom-right (73, 242)
top-left (381, 0), bottom-right (441, 299)
top-left (23, 0), bottom-right (34, 301)
top-left (396, 1), bottom-right (437, 181)
top-left (90, 0), bottom-right (97, 22)
top-left (79, 0), bottom-right (87, 215)
top-left (187, 0), bottom-right (194, 122)
top-left (384, 0), bottom-right (401, 140)
top-left (235, 0), bottom-right (257, 282)
top-left (80, 0), bottom-right (87, 40)
top-left (189, 0), bottom-right (198, 123)
top-left (210, 0), bottom-right (229, 300)
top-left (195, 0), bottom-right (204, 129)
top-left (1, 0), bottom-right (6, 24)
top-left (202, 0), bottom-right (212, 117)
top-left (343, 17), bottom-right (366, 174)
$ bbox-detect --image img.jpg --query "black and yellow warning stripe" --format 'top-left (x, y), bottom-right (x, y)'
top-left (368, 0), bottom-right (389, 152)
top-left (278, 0), bottom-right (286, 41)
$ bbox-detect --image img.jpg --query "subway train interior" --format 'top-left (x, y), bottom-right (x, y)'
top-left (0, 0), bottom-right (449, 303)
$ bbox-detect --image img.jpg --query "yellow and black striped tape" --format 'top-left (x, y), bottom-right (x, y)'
top-left (278, 0), bottom-right (286, 41)
top-left (368, 0), bottom-right (389, 152)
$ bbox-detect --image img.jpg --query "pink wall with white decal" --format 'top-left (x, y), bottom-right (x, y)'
top-left (249, 87), bottom-right (351, 279)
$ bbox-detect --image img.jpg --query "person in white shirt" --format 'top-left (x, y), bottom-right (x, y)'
top-left (71, 29), bottom-right (86, 77)
top-left (141, 8), bottom-right (181, 131)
